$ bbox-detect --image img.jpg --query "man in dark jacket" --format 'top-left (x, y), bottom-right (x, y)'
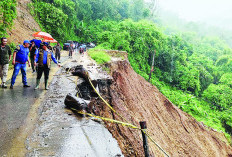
top-left (54, 43), bottom-right (62, 63)
top-left (68, 43), bottom-right (74, 58)
top-left (29, 41), bottom-right (38, 73)
top-left (0, 37), bottom-right (12, 88)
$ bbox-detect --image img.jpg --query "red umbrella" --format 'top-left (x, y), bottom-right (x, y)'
top-left (42, 38), bottom-right (57, 43)
top-left (33, 31), bottom-right (53, 40)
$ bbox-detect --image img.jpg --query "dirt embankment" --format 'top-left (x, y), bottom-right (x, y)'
top-left (7, 0), bottom-right (41, 44)
top-left (91, 53), bottom-right (232, 156)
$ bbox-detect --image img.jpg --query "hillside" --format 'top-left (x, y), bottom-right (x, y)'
top-left (2, 0), bottom-right (232, 156)
top-left (7, 0), bottom-right (41, 44)
top-left (92, 53), bottom-right (232, 156)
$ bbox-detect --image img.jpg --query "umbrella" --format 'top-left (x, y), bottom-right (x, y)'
top-left (33, 31), bottom-right (53, 40)
top-left (30, 39), bottom-right (42, 48)
top-left (42, 38), bottom-right (57, 43)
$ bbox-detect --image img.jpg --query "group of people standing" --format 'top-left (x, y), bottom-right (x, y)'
top-left (68, 42), bottom-right (87, 58)
top-left (0, 37), bottom-right (61, 90)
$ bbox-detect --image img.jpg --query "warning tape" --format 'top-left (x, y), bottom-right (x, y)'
top-left (69, 70), bottom-right (169, 157)
top-left (72, 109), bottom-right (169, 157)
top-left (87, 74), bottom-right (130, 123)
top-left (144, 131), bottom-right (170, 157)
top-left (73, 109), bottom-right (139, 129)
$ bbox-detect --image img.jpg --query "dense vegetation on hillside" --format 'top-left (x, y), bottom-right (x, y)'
top-left (27, 0), bottom-right (232, 142)
top-left (82, 20), bottom-right (232, 140)
top-left (0, 0), bottom-right (17, 36)
top-left (2, 0), bottom-right (231, 142)
top-left (28, 0), bottom-right (150, 41)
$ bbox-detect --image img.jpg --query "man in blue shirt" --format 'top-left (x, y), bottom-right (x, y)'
top-left (34, 42), bottom-right (60, 90)
top-left (10, 40), bottom-right (31, 89)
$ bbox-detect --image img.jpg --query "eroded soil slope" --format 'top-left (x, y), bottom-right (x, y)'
top-left (93, 58), bottom-right (232, 157)
top-left (7, 0), bottom-right (41, 44)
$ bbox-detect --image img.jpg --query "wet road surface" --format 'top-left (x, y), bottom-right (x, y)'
top-left (0, 78), bottom-right (40, 156)
top-left (1, 51), bottom-right (123, 156)
top-left (0, 51), bottom-right (69, 156)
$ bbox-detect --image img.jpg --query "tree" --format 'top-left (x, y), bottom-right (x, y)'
top-left (0, 0), bottom-right (17, 36)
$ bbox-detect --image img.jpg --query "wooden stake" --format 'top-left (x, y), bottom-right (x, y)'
top-left (140, 121), bottom-right (150, 157)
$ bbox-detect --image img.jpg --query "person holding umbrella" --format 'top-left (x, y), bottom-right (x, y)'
top-left (34, 42), bottom-right (60, 90)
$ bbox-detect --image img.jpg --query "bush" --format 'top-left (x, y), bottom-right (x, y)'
top-left (88, 48), bottom-right (111, 64)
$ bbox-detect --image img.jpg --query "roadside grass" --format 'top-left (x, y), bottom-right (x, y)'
top-left (88, 48), bottom-right (111, 64)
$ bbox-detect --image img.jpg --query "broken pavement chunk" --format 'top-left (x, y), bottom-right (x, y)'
top-left (64, 93), bottom-right (89, 112)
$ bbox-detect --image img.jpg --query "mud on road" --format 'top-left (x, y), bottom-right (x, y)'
top-left (5, 52), bottom-right (123, 157)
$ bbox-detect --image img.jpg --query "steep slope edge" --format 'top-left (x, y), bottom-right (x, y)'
top-left (93, 58), bottom-right (232, 156)
top-left (7, 0), bottom-right (41, 44)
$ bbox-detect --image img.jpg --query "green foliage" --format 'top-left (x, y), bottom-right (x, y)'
top-left (0, 0), bottom-right (17, 36)
top-left (29, 1), bottom-right (71, 41)
top-left (79, 20), bottom-right (203, 95)
top-left (29, 0), bottom-right (149, 43)
top-left (78, 19), bottom-right (232, 140)
top-left (219, 73), bottom-right (232, 87)
top-left (88, 48), bottom-right (111, 64)
top-left (27, 0), bottom-right (232, 141)
top-left (203, 84), bottom-right (232, 110)
top-left (148, 73), bottom-right (231, 144)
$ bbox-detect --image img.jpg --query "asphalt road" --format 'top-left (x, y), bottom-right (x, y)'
top-left (0, 53), bottom-right (68, 156)
top-left (0, 50), bottom-right (123, 157)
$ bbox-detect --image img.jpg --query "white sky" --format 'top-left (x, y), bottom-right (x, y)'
top-left (158, 0), bottom-right (232, 22)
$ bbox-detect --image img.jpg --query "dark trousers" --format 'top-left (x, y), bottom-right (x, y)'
top-left (37, 65), bottom-right (50, 81)
top-left (30, 57), bottom-right (35, 71)
top-left (55, 52), bottom-right (60, 60)
top-left (80, 48), bottom-right (84, 54)
top-left (69, 51), bottom-right (73, 56)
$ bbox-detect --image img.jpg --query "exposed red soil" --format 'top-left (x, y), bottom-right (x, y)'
top-left (7, 0), bottom-right (41, 44)
top-left (92, 58), bottom-right (232, 157)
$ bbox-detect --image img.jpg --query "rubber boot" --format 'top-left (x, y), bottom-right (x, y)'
top-left (2, 83), bottom-right (7, 88)
top-left (34, 79), bottom-right (40, 90)
top-left (45, 79), bottom-right (49, 90)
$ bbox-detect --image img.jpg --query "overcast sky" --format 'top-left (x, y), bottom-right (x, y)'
top-left (158, 0), bottom-right (232, 22)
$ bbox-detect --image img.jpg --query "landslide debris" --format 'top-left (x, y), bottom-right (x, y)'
top-left (89, 51), bottom-right (232, 157)
top-left (7, 0), bottom-right (41, 44)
